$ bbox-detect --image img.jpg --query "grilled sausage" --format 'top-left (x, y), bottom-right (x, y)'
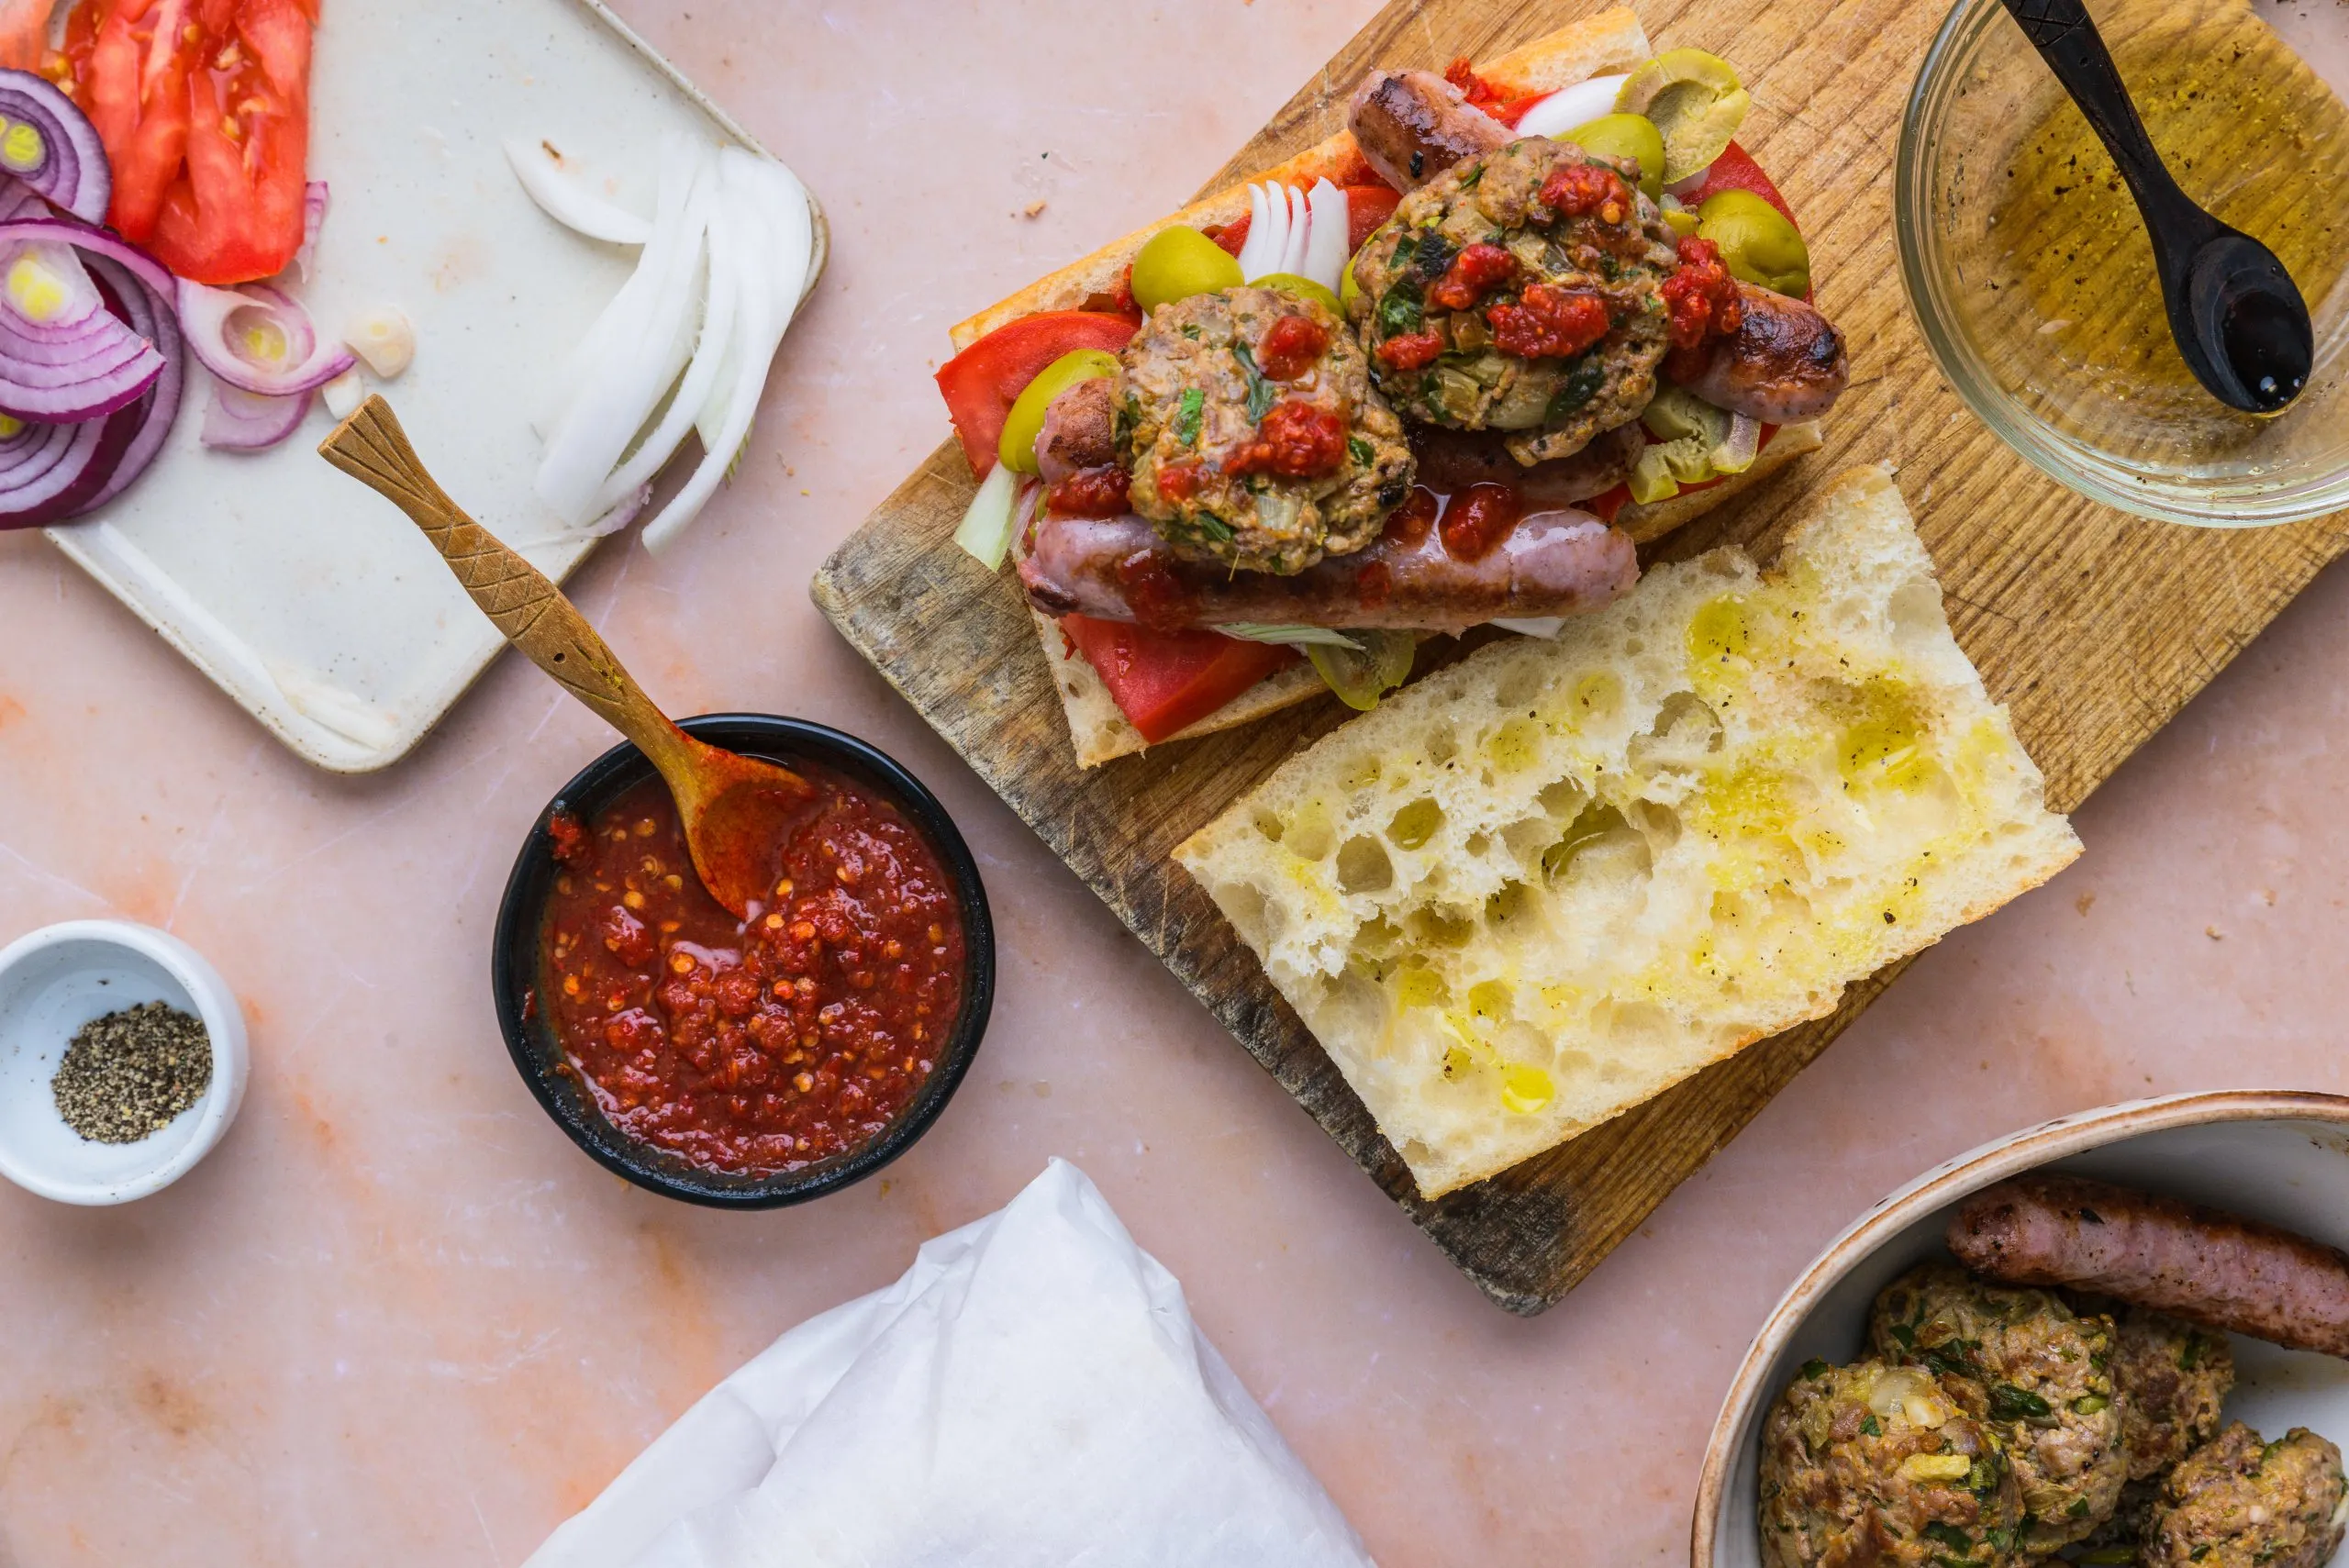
top-left (1411, 421), bottom-right (1642, 506)
top-left (1947, 1174), bottom-right (2349, 1359)
top-left (1019, 507), bottom-right (1637, 633)
top-left (1675, 282), bottom-right (1850, 424)
top-left (1034, 377), bottom-right (1118, 484)
top-left (1347, 69), bottom-right (1513, 192)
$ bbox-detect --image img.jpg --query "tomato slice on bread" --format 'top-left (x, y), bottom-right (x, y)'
top-left (1060, 617), bottom-right (1297, 745)
top-left (936, 310), bottom-right (1139, 479)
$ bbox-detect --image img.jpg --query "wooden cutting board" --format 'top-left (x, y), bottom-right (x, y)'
top-left (813, 0), bottom-right (2349, 1313)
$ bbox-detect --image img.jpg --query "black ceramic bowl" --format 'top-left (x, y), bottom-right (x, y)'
top-left (492, 714), bottom-right (993, 1207)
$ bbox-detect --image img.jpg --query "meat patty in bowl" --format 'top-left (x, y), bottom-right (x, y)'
top-left (1695, 1093), bottom-right (2349, 1568)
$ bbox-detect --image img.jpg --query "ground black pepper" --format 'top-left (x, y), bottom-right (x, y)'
top-left (50, 1001), bottom-right (213, 1143)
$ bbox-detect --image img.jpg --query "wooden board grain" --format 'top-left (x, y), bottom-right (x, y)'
top-left (813, 0), bottom-right (2349, 1314)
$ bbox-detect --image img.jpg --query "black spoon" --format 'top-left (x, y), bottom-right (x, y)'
top-left (2001, 0), bottom-right (2313, 413)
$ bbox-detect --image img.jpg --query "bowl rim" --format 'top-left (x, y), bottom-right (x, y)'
top-left (1688, 1087), bottom-right (2349, 1566)
top-left (0, 917), bottom-right (251, 1206)
top-left (1893, 0), bottom-right (2349, 528)
top-left (489, 713), bottom-right (995, 1208)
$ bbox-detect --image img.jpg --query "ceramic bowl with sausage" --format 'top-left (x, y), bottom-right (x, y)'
top-left (1696, 1092), bottom-right (2349, 1568)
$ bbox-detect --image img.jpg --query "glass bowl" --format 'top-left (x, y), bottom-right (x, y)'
top-left (1898, 0), bottom-right (2349, 526)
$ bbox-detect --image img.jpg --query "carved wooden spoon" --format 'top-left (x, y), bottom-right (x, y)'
top-left (319, 395), bottom-right (811, 920)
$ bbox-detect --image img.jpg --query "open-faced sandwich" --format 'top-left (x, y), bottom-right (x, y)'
top-left (934, 8), bottom-right (1850, 766)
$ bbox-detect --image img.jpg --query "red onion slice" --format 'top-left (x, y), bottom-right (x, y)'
top-left (0, 69), bottom-right (111, 226)
top-left (67, 258), bottom-right (184, 516)
top-left (0, 240), bottom-right (163, 420)
top-left (294, 181), bottom-right (328, 280)
top-left (201, 381), bottom-right (310, 450)
top-left (177, 275), bottom-right (354, 395)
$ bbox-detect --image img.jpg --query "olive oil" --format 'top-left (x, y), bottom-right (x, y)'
top-left (1987, 0), bottom-right (2349, 429)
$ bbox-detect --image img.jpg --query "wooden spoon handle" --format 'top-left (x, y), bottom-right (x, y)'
top-left (318, 395), bottom-right (698, 777)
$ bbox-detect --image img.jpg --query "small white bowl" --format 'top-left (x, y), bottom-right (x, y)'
top-left (0, 920), bottom-right (249, 1205)
top-left (1694, 1091), bottom-right (2349, 1568)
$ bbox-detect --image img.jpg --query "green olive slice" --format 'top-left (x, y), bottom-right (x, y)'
top-left (1615, 49), bottom-right (1751, 185)
top-left (1561, 114), bottom-right (1666, 201)
top-left (1130, 226), bottom-right (1244, 314)
top-left (1696, 188), bottom-right (1811, 297)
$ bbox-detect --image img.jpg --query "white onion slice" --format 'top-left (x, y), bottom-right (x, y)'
top-left (952, 462), bottom-right (1020, 569)
top-left (1275, 184), bottom-right (1310, 276)
top-left (591, 197), bottom-right (740, 516)
top-left (1510, 74), bottom-right (1631, 140)
top-left (1300, 180), bottom-right (1350, 295)
top-left (536, 135), bottom-right (714, 524)
top-left (1491, 617), bottom-right (1566, 639)
top-left (641, 147), bottom-right (812, 553)
top-left (1235, 182), bottom-right (1290, 283)
top-left (1219, 622), bottom-right (1364, 650)
top-left (504, 137), bottom-right (653, 246)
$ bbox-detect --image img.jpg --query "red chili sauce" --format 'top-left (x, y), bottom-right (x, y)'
top-left (538, 766), bottom-right (966, 1176)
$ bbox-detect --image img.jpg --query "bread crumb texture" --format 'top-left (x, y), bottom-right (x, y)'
top-left (1174, 466), bottom-right (2081, 1197)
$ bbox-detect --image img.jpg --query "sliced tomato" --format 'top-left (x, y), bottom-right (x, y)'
top-left (935, 310), bottom-right (1138, 478)
top-left (1061, 616), bottom-right (1296, 745)
top-left (1678, 141), bottom-right (1798, 229)
top-left (0, 0), bottom-right (52, 69)
top-left (65, 0), bottom-right (317, 284)
top-left (67, 0), bottom-right (203, 242)
top-left (1342, 183), bottom-right (1399, 252)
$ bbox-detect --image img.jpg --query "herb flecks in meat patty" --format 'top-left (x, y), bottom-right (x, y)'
top-left (1123, 286), bottom-right (1414, 575)
top-left (1349, 136), bottom-right (1678, 466)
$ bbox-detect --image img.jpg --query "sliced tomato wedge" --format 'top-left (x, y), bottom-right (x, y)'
top-left (65, 0), bottom-right (317, 284)
top-left (935, 310), bottom-right (1138, 479)
top-left (1678, 141), bottom-right (1798, 229)
top-left (1061, 616), bottom-right (1296, 745)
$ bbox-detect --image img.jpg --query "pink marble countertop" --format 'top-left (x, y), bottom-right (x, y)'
top-left (4, 3), bottom-right (2346, 1562)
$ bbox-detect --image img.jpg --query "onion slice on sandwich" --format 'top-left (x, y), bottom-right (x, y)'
top-left (1219, 622), bottom-right (1363, 650)
top-left (1511, 74), bottom-right (1631, 140)
top-left (1236, 181), bottom-right (1351, 296)
top-left (177, 278), bottom-right (354, 396)
top-left (954, 463), bottom-right (1032, 571)
top-left (0, 69), bottom-right (111, 224)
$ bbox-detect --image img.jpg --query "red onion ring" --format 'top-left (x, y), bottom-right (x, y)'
top-left (68, 255), bottom-right (184, 516)
top-left (176, 275), bottom-right (354, 396)
top-left (202, 382), bottom-right (310, 450)
top-left (0, 69), bottom-right (111, 226)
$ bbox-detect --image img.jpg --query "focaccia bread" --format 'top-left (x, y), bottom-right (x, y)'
top-left (1174, 466), bottom-right (2080, 1198)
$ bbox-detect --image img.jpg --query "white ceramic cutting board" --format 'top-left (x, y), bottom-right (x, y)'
top-left (44, 0), bottom-right (821, 773)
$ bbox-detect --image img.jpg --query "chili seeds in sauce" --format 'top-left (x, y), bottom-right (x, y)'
top-left (540, 766), bottom-right (966, 1176)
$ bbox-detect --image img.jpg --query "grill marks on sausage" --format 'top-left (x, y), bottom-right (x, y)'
top-left (1670, 280), bottom-right (1851, 424)
top-left (1948, 1174), bottom-right (2349, 1360)
top-left (1347, 68), bottom-right (1514, 193)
